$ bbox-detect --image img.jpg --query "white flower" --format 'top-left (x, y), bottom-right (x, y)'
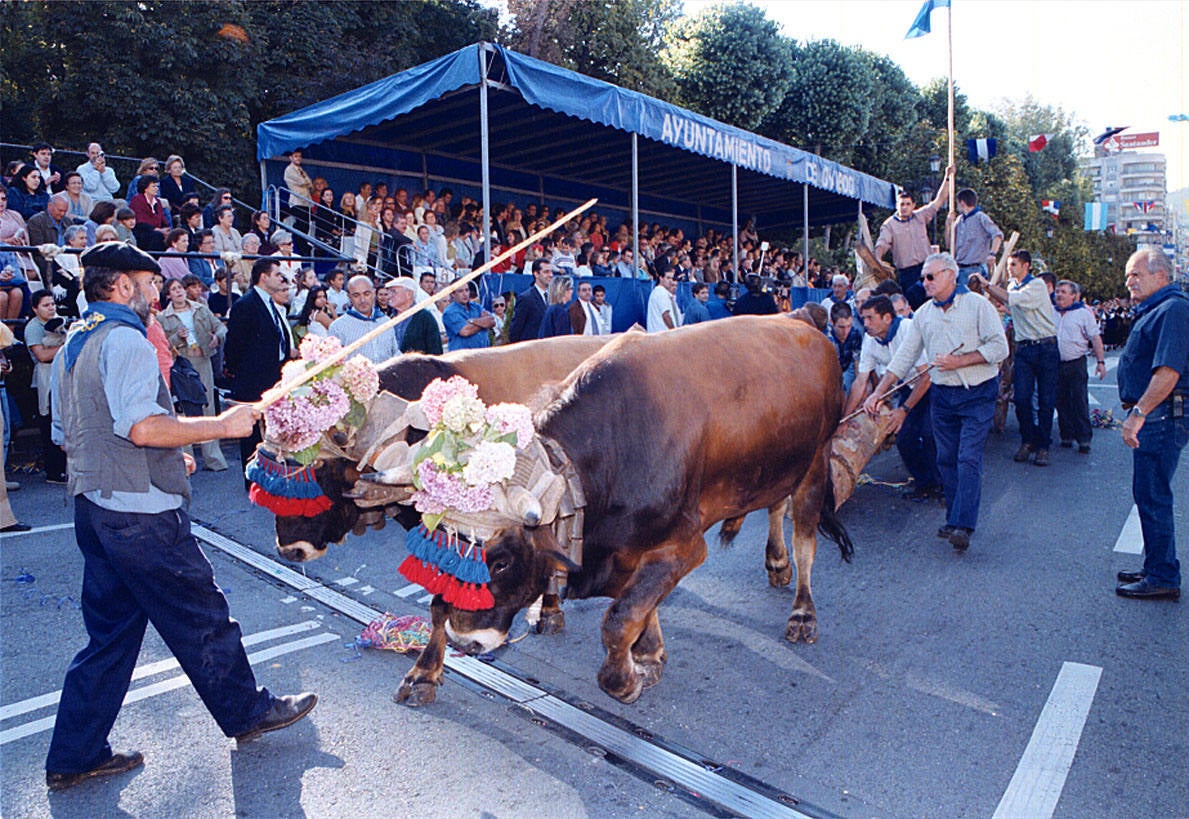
top-left (440, 394), bottom-right (485, 434)
top-left (462, 440), bottom-right (517, 486)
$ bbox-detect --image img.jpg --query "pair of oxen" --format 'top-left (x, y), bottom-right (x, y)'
top-left (268, 315), bottom-right (855, 705)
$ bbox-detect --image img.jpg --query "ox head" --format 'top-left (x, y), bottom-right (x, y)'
top-left (273, 457), bottom-right (364, 563)
top-left (441, 525), bottom-right (578, 655)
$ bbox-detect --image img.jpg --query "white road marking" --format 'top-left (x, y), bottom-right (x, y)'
top-left (394, 584), bottom-right (423, 598)
top-left (1088, 393), bottom-right (1100, 406)
top-left (0, 621), bottom-right (323, 722)
top-left (357, 585), bottom-right (375, 596)
top-left (418, 593), bottom-right (434, 604)
top-left (1104, 357), bottom-right (1119, 372)
top-left (1113, 505), bottom-right (1143, 554)
top-left (334, 576), bottom-right (359, 587)
top-left (2, 522), bottom-right (75, 538)
top-left (992, 662), bottom-right (1102, 819)
top-left (280, 595), bottom-right (297, 604)
top-left (0, 632), bottom-right (338, 745)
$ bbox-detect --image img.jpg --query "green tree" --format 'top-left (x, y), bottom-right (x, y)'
top-left (919, 77), bottom-right (971, 134)
top-left (662, 3), bottom-right (792, 131)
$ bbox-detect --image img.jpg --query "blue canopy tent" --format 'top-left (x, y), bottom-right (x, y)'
top-left (257, 42), bottom-right (897, 278)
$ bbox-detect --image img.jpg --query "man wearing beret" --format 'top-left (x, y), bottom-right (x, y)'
top-left (44, 242), bottom-right (317, 791)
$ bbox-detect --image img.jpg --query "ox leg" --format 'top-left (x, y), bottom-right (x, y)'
top-left (536, 571), bottom-right (566, 635)
top-left (765, 499), bottom-right (793, 587)
top-left (786, 456), bottom-right (828, 644)
top-left (630, 610), bottom-right (666, 689)
top-left (394, 598), bottom-right (450, 707)
top-left (598, 536), bottom-right (706, 704)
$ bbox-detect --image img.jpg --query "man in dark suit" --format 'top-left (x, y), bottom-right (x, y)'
top-left (567, 279), bottom-right (603, 335)
top-left (224, 258), bottom-right (293, 484)
top-left (508, 258), bottom-right (553, 343)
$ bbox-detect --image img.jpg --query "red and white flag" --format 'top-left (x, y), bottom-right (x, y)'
top-left (1028, 133), bottom-right (1053, 152)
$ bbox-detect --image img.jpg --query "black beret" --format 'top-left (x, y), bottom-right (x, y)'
top-left (80, 241), bottom-right (160, 274)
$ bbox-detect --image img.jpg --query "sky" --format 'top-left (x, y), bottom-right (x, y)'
top-left (684, 0), bottom-right (1189, 194)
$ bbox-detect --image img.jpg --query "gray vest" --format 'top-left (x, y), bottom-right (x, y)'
top-left (58, 321), bottom-right (190, 500)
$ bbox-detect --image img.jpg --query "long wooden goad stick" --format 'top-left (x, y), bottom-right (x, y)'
top-left (255, 197), bottom-right (599, 410)
top-left (838, 344), bottom-right (964, 425)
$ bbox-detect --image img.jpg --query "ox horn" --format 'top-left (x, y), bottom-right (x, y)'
top-left (506, 485), bottom-right (543, 527)
top-left (359, 466), bottom-right (415, 485)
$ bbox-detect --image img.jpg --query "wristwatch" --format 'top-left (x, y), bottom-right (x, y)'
top-left (1128, 405), bottom-right (1147, 419)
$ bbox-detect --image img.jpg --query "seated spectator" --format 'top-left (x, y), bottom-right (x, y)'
top-left (203, 188), bottom-right (232, 228)
top-left (59, 171), bottom-right (92, 222)
top-left (75, 142), bottom-right (120, 202)
top-left (189, 229), bottom-right (219, 286)
top-left (125, 156), bottom-right (161, 202)
top-left (211, 204), bottom-right (242, 254)
top-left (8, 166), bottom-right (50, 220)
top-left (270, 229), bottom-right (301, 282)
top-left (0, 242), bottom-right (28, 319)
top-left (159, 155), bottom-right (197, 211)
top-left (160, 228), bottom-right (192, 281)
top-left (27, 195), bottom-right (71, 288)
top-left (289, 267), bottom-right (318, 318)
top-left (410, 224), bottom-right (444, 270)
top-left (82, 200), bottom-right (118, 245)
top-left (247, 209), bottom-right (276, 255)
top-left (0, 185), bottom-right (40, 290)
top-left (827, 301), bottom-right (863, 393)
top-left (129, 175), bottom-right (170, 251)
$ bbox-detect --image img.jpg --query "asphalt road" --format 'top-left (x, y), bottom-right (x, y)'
top-left (2, 353), bottom-right (1186, 818)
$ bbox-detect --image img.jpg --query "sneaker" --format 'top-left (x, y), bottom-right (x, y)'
top-left (46, 751), bottom-right (144, 791)
top-left (235, 692), bottom-right (317, 742)
top-left (1013, 444), bottom-right (1033, 462)
top-left (1033, 449), bottom-right (1049, 467)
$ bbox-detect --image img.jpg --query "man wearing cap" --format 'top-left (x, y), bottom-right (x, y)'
top-left (390, 275), bottom-right (442, 354)
top-left (45, 242), bottom-right (316, 791)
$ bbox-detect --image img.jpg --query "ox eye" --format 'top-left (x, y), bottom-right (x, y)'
top-left (490, 559), bottom-right (510, 575)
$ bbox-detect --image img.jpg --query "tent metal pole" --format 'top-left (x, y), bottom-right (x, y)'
top-left (259, 160), bottom-right (268, 214)
top-left (480, 48), bottom-right (492, 269)
top-left (731, 164), bottom-right (738, 280)
top-left (803, 183), bottom-right (809, 279)
top-left (632, 132), bottom-right (639, 278)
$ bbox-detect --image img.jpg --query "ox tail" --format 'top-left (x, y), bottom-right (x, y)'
top-left (718, 515), bottom-right (744, 548)
top-left (819, 473), bottom-right (855, 563)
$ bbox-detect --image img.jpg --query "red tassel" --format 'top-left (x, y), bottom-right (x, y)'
top-left (249, 485), bottom-right (332, 517)
top-left (398, 555), bottom-right (427, 587)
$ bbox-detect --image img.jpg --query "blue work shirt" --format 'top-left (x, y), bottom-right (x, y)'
top-left (706, 296), bottom-right (732, 320)
top-left (1117, 284), bottom-right (1189, 406)
top-left (827, 324), bottom-right (865, 374)
top-left (442, 300), bottom-right (491, 350)
top-left (683, 298), bottom-right (712, 325)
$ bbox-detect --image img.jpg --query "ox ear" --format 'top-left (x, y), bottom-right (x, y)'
top-left (527, 526), bottom-right (580, 574)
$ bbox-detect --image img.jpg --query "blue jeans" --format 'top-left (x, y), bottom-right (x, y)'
top-left (46, 498), bottom-right (273, 774)
top-left (1013, 339), bottom-right (1059, 449)
top-left (931, 379), bottom-right (998, 530)
top-left (1132, 414), bottom-right (1186, 589)
top-left (957, 263), bottom-right (986, 287)
top-left (898, 390), bottom-right (941, 487)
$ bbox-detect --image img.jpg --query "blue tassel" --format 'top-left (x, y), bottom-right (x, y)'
top-left (246, 450), bottom-right (324, 500)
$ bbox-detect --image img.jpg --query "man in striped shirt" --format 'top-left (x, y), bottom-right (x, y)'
top-left (328, 275), bottom-right (399, 364)
top-left (866, 252), bottom-right (1008, 552)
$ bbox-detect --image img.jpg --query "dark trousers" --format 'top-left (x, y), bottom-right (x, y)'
top-left (1132, 415), bottom-right (1186, 589)
top-left (37, 410), bottom-right (66, 480)
top-left (931, 379), bottom-right (997, 531)
top-left (46, 497), bottom-right (272, 774)
top-left (1013, 340), bottom-right (1059, 449)
top-left (897, 263), bottom-right (927, 311)
top-left (897, 390), bottom-right (941, 487)
top-left (240, 424), bottom-right (263, 491)
top-left (1056, 358), bottom-right (1092, 445)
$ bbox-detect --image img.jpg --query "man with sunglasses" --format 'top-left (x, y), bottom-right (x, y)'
top-left (865, 252), bottom-right (1007, 552)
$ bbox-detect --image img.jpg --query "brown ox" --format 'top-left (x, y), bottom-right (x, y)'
top-left (397, 315), bottom-right (854, 706)
top-left (274, 334), bottom-right (611, 563)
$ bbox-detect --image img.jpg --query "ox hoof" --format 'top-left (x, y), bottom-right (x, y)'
top-left (766, 561), bottom-right (792, 588)
top-left (785, 614), bottom-right (818, 644)
top-left (393, 680), bottom-right (438, 707)
top-left (635, 660), bottom-right (664, 690)
top-left (536, 611), bottom-right (566, 635)
top-left (598, 667), bottom-right (645, 704)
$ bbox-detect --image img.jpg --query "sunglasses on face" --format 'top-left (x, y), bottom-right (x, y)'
top-left (924, 273), bottom-right (938, 281)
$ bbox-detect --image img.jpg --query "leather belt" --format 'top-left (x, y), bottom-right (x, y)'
top-left (1016, 336), bottom-right (1057, 347)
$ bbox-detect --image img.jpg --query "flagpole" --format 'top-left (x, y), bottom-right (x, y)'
top-left (946, 0), bottom-right (956, 248)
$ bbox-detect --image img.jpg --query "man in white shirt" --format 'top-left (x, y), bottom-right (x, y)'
top-left (646, 271), bottom-right (681, 332)
top-left (592, 285), bottom-right (613, 334)
top-left (328, 275), bottom-right (399, 364)
top-left (75, 143), bottom-right (120, 203)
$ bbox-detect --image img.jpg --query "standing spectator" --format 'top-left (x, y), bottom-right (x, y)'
top-left (568, 279), bottom-right (604, 334)
top-left (732, 275), bottom-right (779, 315)
top-left (288, 268), bottom-right (318, 318)
top-left (874, 166), bottom-right (954, 308)
top-left (827, 302), bottom-right (864, 393)
top-left (159, 155), bottom-right (196, 211)
top-left (508, 259), bottom-right (553, 343)
top-left (29, 142), bottom-right (64, 193)
top-left (445, 278), bottom-right (496, 349)
top-left (9, 165), bottom-right (50, 220)
top-left (946, 188), bottom-right (1002, 286)
top-left (592, 284), bottom-right (614, 333)
top-left (819, 274), bottom-right (854, 320)
top-left (538, 276), bottom-right (574, 339)
top-left (129, 176), bottom-right (170, 251)
top-left (24, 289), bottom-right (68, 483)
top-left (45, 243), bottom-right (315, 791)
top-left (683, 282), bottom-right (712, 325)
top-left (124, 157), bottom-right (161, 202)
top-left (208, 268), bottom-right (239, 320)
top-left (337, 193), bottom-right (357, 258)
top-left (971, 250), bottom-right (1058, 466)
top-left (294, 284), bottom-right (332, 341)
top-left (211, 205), bottom-right (243, 255)
top-left (224, 258), bottom-right (293, 481)
top-left (60, 172), bottom-right (93, 222)
top-left (1114, 249), bottom-right (1187, 600)
top-left (283, 150), bottom-right (313, 242)
top-left (866, 252), bottom-right (1008, 552)
top-left (646, 270), bottom-right (681, 332)
top-left (324, 267), bottom-right (349, 315)
top-left (158, 277), bottom-right (228, 471)
top-left (706, 281), bottom-right (732, 320)
top-left (488, 294), bottom-right (508, 344)
top-left (328, 275), bottom-right (398, 364)
top-left (74, 143), bottom-right (120, 202)
top-left (1054, 279), bottom-right (1106, 453)
top-left (390, 277), bottom-right (442, 354)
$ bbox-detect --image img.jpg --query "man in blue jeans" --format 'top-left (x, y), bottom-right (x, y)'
top-left (866, 253), bottom-right (1008, 552)
top-left (1114, 249), bottom-right (1187, 600)
top-left (45, 242), bottom-right (317, 791)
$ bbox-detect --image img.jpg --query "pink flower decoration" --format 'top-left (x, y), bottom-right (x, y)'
top-left (419, 376), bottom-right (480, 427)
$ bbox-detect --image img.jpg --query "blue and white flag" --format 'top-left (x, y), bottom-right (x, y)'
top-left (1084, 202), bottom-right (1108, 231)
top-left (966, 138), bottom-right (997, 164)
top-left (1168, 113), bottom-right (1188, 122)
top-left (906, 0), bottom-right (950, 38)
